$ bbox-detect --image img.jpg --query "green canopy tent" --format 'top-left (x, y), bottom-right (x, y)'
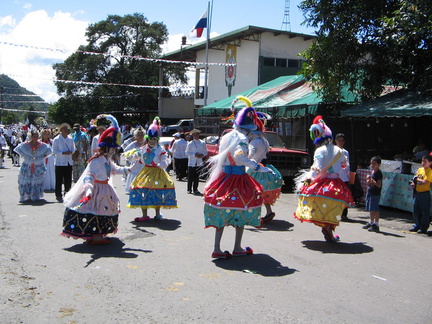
top-left (197, 75), bottom-right (357, 118)
top-left (341, 90), bottom-right (432, 117)
top-left (339, 90), bottom-right (432, 167)
top-left (195, 75), bottom-right (357, 150)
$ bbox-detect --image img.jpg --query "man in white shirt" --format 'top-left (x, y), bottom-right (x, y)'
top-left (91, 125), bottom-right (106, 154)
top-left (52, 123), bottom-right (75, 202)
top-left (171, 133), bottom-right (188, 181)
top-left (0, 130), bottom-right (7, 168)
top-left (185, 129), bottom-right (208, 195)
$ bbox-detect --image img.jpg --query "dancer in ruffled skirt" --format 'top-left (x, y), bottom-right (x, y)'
top-left (294, 116), bottom-right (354, 242)
top-left (61, 114), bottom-right (129, 244)
top-left (204, 96), bottom-right (273, 259)
top-left (127, 117), bottom-right (177, 221)
top-left (247, 112), bottom-right (283, 223)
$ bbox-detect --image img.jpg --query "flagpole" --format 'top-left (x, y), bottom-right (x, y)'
top-left (203, 0), bottom-right (212, 106)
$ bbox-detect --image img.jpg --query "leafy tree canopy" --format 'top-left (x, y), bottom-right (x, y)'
top-left (299, 0), bottom-right (432, 102)
top-left (51, 13), bottom-right (187, 125)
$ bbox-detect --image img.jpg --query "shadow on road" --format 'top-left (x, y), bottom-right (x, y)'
top-left (213, 253), bottom-right (297, 277)
top-left (248, 219), bottom-right (294, 232)
top-left (131, 218), bottom-right (181, 231)
top-left (373, 230), bottom-right (405, 238)
top-left (63, 238), bottom-right (152, 267)
top-left (301, 240), bottom-right (374, 254)
top-left (18, 199), bottom-right (56, 206)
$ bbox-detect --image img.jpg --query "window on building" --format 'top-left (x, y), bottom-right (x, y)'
top-left (276, 58), bottom-right (287, 67)
top-left (288, 59), bottom-right (300, 68)
top-left (263, 57), bottom-right (275, 66)
top-left (262, 56), bottom-right (301, 68)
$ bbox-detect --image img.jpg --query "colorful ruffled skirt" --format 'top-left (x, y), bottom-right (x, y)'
top-left (62, 182), bottom-right (120, 239)
top-left (247, 164), bottom-right (283, 205)
top-left (204, 165), bottom-right (264, 229)
top-left (127, 165), bottom-right (177, 209)
top-left (295, 177), bottom-right (354, 227)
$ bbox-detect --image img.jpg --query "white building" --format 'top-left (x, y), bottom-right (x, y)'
top-left (159, 25), bottom-right (315, 119)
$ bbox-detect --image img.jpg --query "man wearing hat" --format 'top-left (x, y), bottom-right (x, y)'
top-left (171, 133), bottom-right (188, 181)
top-left (91, 125), bottom-right (107, 153)
top-left (72, 123), bottom-right (89, 182)
top-left (185, 129), bottom-right (207, 195)
top-left (52, 123), bottom-right (75, 202)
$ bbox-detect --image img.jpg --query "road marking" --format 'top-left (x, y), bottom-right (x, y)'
top-left (372, 275), bottom-right (387, 281)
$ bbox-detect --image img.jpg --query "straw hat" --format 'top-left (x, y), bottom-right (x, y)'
top-left (58, 123), bottom-right (71, 131)
top-left (189, 129), bottom-right (201, 135)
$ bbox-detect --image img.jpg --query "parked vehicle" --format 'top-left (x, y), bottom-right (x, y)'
top-left (163, 119), bottom-right (194, 136)
top-left (204, 130), bottom-right (310, 186)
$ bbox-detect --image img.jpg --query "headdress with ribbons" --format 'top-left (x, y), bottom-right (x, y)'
top-left (309, 115), bottom-right (333, 145)
top-left (95, 114), bottom-right (121, 148)
top-left (146, 117), bottom-right (161, 139)
top-left (229, 96), bottom-right (262, 131)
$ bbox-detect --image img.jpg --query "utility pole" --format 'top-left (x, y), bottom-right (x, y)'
top-left (281, 0), bottom-right (291, 32)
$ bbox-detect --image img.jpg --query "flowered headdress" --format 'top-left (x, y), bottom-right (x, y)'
top-left (309, 115), bottom-right (333, 145)
top-left (146, 117), bottom-right (161, 139)
top-left (229, 96), bottom-right (262, 131)
top-left (95, 114), bottom-right (121, 148)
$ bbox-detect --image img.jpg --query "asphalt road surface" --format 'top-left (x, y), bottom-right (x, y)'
top-left (1, 157), bottom-right (431, 324)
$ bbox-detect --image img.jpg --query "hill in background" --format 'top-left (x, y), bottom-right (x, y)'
top-left (0, 74), bottom-right (49, 124)
top-left (0, 74), bottom-right (49, 110)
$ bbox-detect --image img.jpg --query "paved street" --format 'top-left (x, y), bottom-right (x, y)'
top-left (1, 156), bottom-right (431, 324)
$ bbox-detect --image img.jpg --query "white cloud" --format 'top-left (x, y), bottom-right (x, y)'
top-left (0, 10), bottom-right (215, 103)
top-left (0, 15), bottom-right (16, 28)
top-left (0, 10), bottom-right (88, 102)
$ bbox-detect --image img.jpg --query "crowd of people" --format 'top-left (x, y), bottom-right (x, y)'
top-left (1, 98), bottom-right (431, 254)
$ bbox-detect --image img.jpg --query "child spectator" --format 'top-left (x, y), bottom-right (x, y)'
top-left (362, 156), bottom-right (383, 232)
top-left (409, 155), bottom-right (432, 234)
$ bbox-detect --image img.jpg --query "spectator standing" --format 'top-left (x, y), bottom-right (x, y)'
top-left (362, 156), bottom-right (383, 232)
top-left (0, 130), bottom-right (7, 168)
top-left (163, 142), bottom-right (173, 173)
top-left (52, 123), bottom-right (75, 202)
top-left (171, 133), bottom-right (188, 181)
top-left (41, 129), bottom-right (56, 190)
top-left (72, 123), bottom-right (89, 182)
top-left (10, 131), bottom-right (22, 167)
top-left (91, 125), bottom-right (106, 153)
top-left (413, 142), bottom-right (429, 162)
top-left (185, 129), bottom-right (208, 196)
top-left (409, 155), bottom-right (432, 234)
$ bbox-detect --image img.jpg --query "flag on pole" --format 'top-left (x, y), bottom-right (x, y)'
top-left (189, 10), bottom-right (208, 38)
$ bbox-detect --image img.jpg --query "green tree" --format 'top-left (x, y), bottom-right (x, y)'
top-left (51, 13), bottom-right (187, 124)
top-left (299, 0), bottom-right (432, 101)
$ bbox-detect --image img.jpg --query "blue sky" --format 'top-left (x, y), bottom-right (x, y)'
top-left (0, 0), bottom-right (315, 102)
